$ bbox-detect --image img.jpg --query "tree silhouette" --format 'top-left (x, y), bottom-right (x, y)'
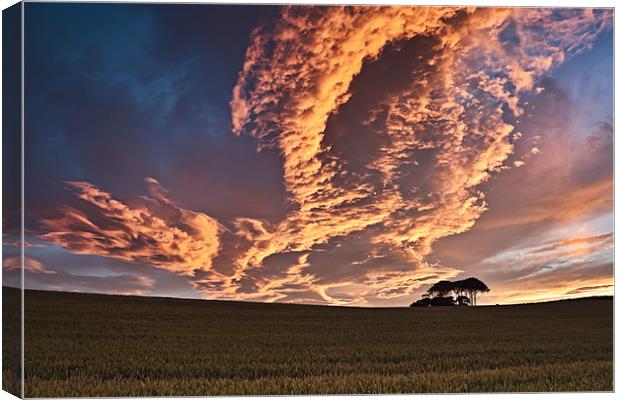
top-left (452, 278), bottom-right (490, 306)
top-left (410, 277), bottom-right (490, 307)
top-left (455, 295), bottom-right (469, 306)
top-left (427, 280), bottom-right (454, 298)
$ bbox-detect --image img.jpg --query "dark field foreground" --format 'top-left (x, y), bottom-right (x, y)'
top-left (13, 288), bottom-right (614, 396)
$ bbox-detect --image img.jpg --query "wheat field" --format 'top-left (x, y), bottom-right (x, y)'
top-left (2, 287), bottom-right (613, 397)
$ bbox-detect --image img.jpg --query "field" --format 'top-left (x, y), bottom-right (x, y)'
top-left (4, 287), bottom-right (614, 396)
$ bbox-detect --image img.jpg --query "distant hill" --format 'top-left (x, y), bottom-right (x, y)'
top-left (499, 295), bottom-right (613, 307)
top-left (1, 286), bottom-right (614, 309)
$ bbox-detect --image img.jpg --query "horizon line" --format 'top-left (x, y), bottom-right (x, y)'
top-left (3, 285), bottom-right (614, 309)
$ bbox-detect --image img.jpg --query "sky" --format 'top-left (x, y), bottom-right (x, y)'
top-left (2, 4), bottom-right (614, 306)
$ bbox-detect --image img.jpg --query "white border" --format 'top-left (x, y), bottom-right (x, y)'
top-left (0, 1), bottom-right (616, 400)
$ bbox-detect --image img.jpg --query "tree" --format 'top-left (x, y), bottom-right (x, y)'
top-left (410, 277), bottom-right (490, 308)
top-left (429, 296), bottom-right (456, 307)
top-left (452, 277), bottom-right (490, 306)
top-left (410, 298), bottom-right (431, 307)
top-left (427, 280), bottom-right (455, 298)
top-left (455, 295), bottom-right (469, 306)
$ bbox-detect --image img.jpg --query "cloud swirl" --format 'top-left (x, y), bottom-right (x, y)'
top-left (38, 6), bottom-right (612, 305)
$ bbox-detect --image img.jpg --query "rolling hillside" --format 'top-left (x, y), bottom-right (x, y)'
top-left (2, 287), bottom-right (613, 396)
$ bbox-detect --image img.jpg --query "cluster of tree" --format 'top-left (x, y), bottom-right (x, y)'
top-left (410, 277), bottom-right (490, 307)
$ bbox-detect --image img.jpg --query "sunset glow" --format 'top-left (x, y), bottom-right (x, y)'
top-left (4, 4), bottom-right (613, 306)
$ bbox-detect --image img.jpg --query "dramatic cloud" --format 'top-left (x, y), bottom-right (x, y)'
top-left (40, 178), bottom-right (223, 275)
top-left (225, 6), bottom-right (612, 303)
top-left (34, 6), bottom-right (613, 305)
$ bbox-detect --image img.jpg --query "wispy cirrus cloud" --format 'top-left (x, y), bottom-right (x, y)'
top-left (566, 284), bottom-right (613, 296)
top-left (4, 255), bottom-right (56, 274)
top-left (40, 178), bottom-right (223, 275)
top-left (3, 256), bottom-right (156, 296)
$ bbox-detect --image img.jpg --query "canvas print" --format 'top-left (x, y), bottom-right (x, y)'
top-left (1, 2), bottom-right (614, 397)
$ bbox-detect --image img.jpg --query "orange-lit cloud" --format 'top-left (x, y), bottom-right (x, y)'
top-left (4, 255), bottom-right (56, 274)
top-left (38, 7), bottom-right (612, 305)
top-left (225, 7), bottom-right (611, 303)
top-left (40, 179), bottom-right (223, 275)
